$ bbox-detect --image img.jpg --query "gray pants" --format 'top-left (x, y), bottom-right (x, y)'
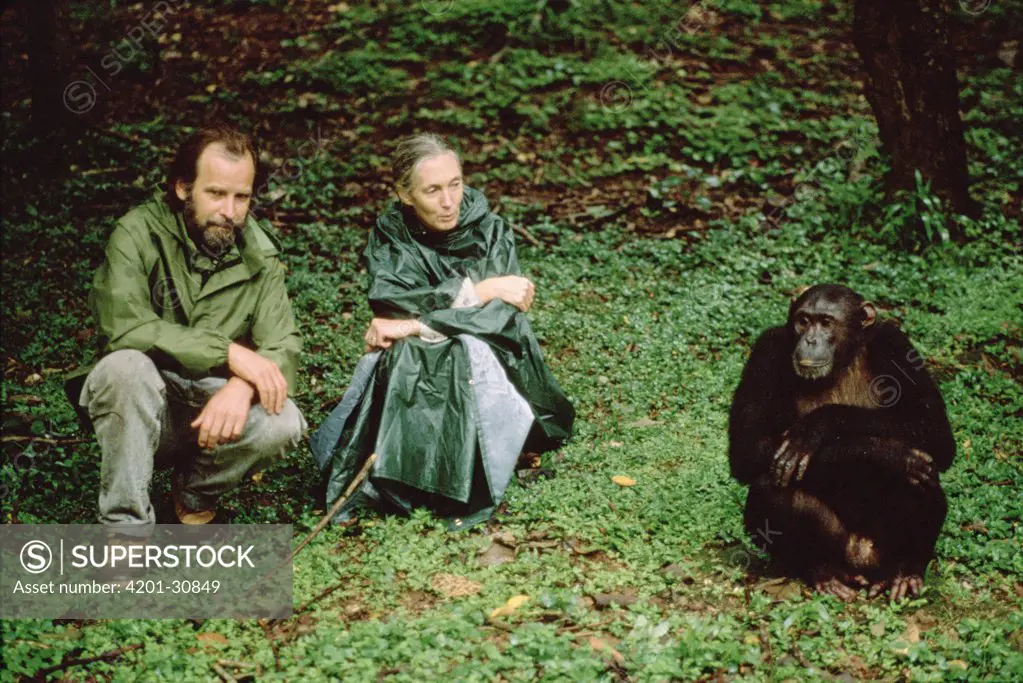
top-left (80, 350), bottom-right (306, 530)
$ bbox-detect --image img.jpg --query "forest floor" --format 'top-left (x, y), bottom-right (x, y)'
top-left (1, 1), bottom-right (1021, 680)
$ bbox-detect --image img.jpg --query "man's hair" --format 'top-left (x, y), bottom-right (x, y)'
top-left (165, 123), bottom-right (260, 211)
top-left (391, 133), bottom-right (461, 193)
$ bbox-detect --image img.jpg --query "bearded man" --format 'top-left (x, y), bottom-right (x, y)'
top-left (67, 124), bottom-right (305, 530)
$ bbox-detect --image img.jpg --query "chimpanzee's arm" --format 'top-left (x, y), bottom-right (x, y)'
top-left (805, 324), bottom-right (955, 472)
top-left (728, 327), bottom-right (797, 484)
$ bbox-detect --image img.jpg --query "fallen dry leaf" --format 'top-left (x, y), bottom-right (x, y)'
top-left (491, 531), bottom-right (516, 546)
top-left (489, 595), bottom-right (529, 620)
top-left (760, 579), bottom-right (802, 602)
top-left (478, 540), bottom-right (516, 567)
top-left (611, 475), bottom-right (636, 487)
top-left (430, 573), bottom-right (482, 598)
top-left (592, 590), bottom-right (638, 609)
top-left (196, 633), bottom-right (228, 646)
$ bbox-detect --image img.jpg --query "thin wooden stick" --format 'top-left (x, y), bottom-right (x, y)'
top-left (212, 662), bottom-right (238, 682)
top-left (289, 452), bottom-right (378, 562)
top-left (1, 435), bottom-right (91, 444)
top-left (508, 222), bottom-right (544, 248)
top-left (34, 643), bottom-right (143, 677)
top-left (296, 579), bottom-right (348, 614)
top-left (235, 454), bottom-right (379, 613)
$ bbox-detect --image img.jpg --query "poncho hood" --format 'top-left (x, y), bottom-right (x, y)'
top-left (379, 186), bottom-right (492, 251)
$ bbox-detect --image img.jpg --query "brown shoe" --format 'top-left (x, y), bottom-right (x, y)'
top-left (172, 477), bottom-right (215, 525)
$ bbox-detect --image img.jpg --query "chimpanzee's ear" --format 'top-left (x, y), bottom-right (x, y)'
top-left (860, 301), bottom-right (877, 328)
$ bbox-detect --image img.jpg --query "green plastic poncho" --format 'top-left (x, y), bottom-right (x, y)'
top-left (310, 186), bottom-right (574, 529)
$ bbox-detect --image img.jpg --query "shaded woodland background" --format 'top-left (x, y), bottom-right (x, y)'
top-left (2, 1), bottom-right (1021, 680)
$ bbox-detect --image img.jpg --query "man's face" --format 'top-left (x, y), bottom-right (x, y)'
top-left (398, 152), bottom-right (463, 232)
top-left (175, 141), bottom-right (255, 256)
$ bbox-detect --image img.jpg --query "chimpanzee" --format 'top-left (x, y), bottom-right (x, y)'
top-left (728, 284), bottom-right (955, 601)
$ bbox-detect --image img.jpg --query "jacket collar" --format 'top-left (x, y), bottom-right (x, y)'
top-left (146, 194), bottom-right (267, 298)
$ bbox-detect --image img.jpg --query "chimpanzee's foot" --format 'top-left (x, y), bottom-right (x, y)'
top-left (845, 533), bottom-right (880, 571)
top-left (889, 572), bottom-right (924, 601)
top-left (810, 567), bottom-right (860, 602)
top-left (866, 572), bottom-right (924, 601)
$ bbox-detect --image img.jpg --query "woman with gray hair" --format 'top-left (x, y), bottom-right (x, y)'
top-left (311, 134), bottom-right (574, 529)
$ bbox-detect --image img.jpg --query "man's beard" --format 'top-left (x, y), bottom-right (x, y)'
top-left (184, 197), bottom-right (243, 258)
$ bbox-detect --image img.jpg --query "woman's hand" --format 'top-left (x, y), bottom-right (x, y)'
top-left (364, 318), bottom-right (421, 351)
top-left (475, 276), bottom-right (535, 312)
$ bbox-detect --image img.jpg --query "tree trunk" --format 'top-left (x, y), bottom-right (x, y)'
top-left (26, 0), bottom-right (67, 134)
top-left (853, 0), bottom-right (976, 234)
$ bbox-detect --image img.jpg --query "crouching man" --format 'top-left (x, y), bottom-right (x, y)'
top-left (67, 123), bottom-right (305, 529)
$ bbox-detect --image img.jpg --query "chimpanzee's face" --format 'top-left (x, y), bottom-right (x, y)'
top-left (791, 296), bottom-right (847, 380)
top-left (789, 289), bottom-right (874, 381)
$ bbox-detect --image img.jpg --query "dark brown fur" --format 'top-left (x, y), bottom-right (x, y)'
top-left (728, 285), bottom-right (955, 599)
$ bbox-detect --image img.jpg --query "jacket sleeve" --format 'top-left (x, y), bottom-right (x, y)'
top-left (90, 225), bottom-right (233, 374)
top-left (249, 258), bottom-right (302, 389)
top-left (366, 216), bottom-right (522, 318)
top-left (477, 216), bottom-right (520, 279)
top-left (365, 231), bottom-right (465, 317)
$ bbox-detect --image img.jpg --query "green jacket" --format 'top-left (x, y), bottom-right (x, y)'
top-left (67, 195), bottom-right (301, 406)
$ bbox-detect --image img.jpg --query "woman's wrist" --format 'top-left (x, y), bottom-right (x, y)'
top-left (474, 280), bottom-right (495, 304)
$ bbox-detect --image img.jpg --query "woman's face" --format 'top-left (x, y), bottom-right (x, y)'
top-left (399, 152), bottom-right (464, 232)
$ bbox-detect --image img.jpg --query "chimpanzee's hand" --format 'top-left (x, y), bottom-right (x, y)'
top-left (901, 448), bottom-right (937, 488)
top-left (771, 418), bottom-right (828, 487)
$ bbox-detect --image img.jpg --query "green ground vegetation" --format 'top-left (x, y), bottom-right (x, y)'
top-left (1, 0), bottom-right (1021, 680)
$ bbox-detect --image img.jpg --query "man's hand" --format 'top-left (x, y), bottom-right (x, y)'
top-left (364, 318), bottom-right (420, 351)
top-left (227, 343), bottom-right (288, 414)
top-left (191, 377), bottom-right (255, 449)
top-left (475, 276), bottom-right (535, 312)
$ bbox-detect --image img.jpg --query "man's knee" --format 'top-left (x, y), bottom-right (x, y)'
top-left (249, 400), bottom-right (306, 457)
top-left (82, 350), bottom-right (164, 408)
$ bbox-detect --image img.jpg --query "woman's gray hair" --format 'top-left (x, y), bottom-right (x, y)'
top-left (391, 133), bottom-right (461, 192)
